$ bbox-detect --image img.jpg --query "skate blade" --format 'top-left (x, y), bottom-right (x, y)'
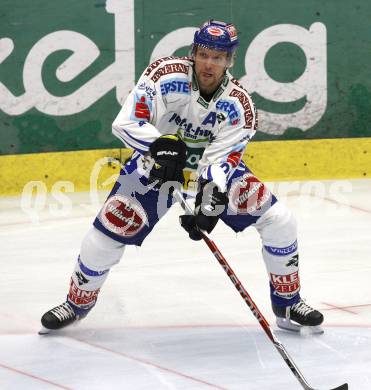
top-left (38, 326), bottom-right (52, 335)
top-left (276, 317), bottom-right (324, 335)
top-left (38, 318), bottom-right (81, 335)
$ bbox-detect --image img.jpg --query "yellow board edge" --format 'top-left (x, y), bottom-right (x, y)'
top-left (0, 138), bottom-right (370, 196)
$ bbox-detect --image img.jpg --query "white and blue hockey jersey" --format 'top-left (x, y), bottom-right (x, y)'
top-left (112, 56), bottom-right (258, 193)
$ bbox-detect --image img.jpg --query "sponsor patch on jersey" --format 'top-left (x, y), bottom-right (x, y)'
top-left (169, 113), bottom-right (214, 143)
top-left (131, 94), bottom-right (152, 122)
top-left (217, 112), bottom-right (226, 124)
top-left (228, 172), bottom-right (271, 215)
top-left (144, 56), bottom-right (191, 77)
top-left (144, 56), bottom-right (176, 76)
top-left (216, 99), bottom-right (241, 125)
top-left (137, 81), bottom-right (156, 100)
top-left (160, 78), bottom-right (190, 96)
top-left (229, 88), bottom-right (254, 128)
top-left (226, 151), bottom-right (242, 168)
top-left (270, 272), bottom-right (300, 296)
top-left (101, 195), bottom-right (148, 237)
top-left (68, 279), bottom-right (99, 307)
top-left (264, 241), bottom-right (298, 257)
top-left (151, 62), bottom-right (189, 83)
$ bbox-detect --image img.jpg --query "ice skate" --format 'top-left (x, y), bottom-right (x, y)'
top-left (273, 299), bottom-right (324, 335)
top-left (39, 301), bottom-right (87, 335)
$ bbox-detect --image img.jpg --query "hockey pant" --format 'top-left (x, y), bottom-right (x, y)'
top-left (67, 160), bottom-right (300, 314)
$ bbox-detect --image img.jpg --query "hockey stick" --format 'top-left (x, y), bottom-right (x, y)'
top-left (173, 189), bottom-right (348, 390)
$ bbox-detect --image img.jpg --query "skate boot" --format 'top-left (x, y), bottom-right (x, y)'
top-left (39, 301), bottom-right (89, 335)
top-left (272, 299), bottom-right (324, 334)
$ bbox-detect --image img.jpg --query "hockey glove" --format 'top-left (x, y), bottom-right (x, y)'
top-left (148, 134), bottom-right (187, 188)
top-left (180, 181), bottom-right (229, 241)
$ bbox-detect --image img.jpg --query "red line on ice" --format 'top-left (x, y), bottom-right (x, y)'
top-left (286, 192), bottom-right (371, 214)
top-left (73, 337), bottom-right (228, 390)
top-left (320, 302), bottom-right (367, 315)
top-left (322, 196), bottom-right (371, 214)
top-left (0, 362), bottom-right (72, 389)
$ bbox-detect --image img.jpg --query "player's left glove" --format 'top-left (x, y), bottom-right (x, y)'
top-left (180, 181), bottom-right (229, 241)
top-left (148, 134), bottom-right (187, 188)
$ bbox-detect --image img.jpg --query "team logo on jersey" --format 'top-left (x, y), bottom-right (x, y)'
top-left (270, 272), bottom-right (300, 297)
top-left (160, 78), bottom-right (190, 96)
top-left (228, 172), bottom-right (272, 215)
top-left (216, 99), bottom-right (241, 125)
top-left (101, 195), bottom-right (148, 237)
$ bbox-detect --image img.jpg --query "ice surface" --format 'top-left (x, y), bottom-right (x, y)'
top-left (0, 179), bottom-right (370, 389)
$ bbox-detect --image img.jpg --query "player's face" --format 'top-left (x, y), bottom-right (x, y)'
top-left (194, 47), bottom-right (228, 95)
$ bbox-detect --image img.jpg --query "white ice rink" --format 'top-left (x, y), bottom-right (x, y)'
top-left (0, 179), bottom-right (370, 390)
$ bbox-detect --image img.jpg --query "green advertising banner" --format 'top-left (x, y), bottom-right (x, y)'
top-left (1, 0), bottom-right (370, 155)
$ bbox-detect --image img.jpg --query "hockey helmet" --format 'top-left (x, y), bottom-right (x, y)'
top-left (192, 19), bottom-right (239, 57)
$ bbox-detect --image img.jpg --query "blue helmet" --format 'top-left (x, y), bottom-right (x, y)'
top-left (193, 19), bottom-right (239, 54)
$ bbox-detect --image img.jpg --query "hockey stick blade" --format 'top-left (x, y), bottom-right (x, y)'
top-left (174, 190), bottom-right (348, 390)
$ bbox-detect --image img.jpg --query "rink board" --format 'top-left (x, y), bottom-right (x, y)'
top-left (1, 0), bottom-right (371, 155)
top-left (1, 137), bottom-right (370, 196)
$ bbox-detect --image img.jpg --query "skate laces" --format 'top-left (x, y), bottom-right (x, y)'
top-left (291, 300), bottom-right (315, 317)
top-left (51, 302), bottom-right (76, 322)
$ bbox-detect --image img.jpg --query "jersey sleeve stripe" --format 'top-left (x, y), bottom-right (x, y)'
top-left (121, 127), bottom-right (152, 147)
top-left (207, 166), bottom-right (213, 182)
top-left (114, 131), bottom-right (147, 155)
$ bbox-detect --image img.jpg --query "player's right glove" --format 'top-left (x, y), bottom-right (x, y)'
top-left (180, 181), bottom-right (229, 241)
top-left (148, 134), bottom-right (187, 187)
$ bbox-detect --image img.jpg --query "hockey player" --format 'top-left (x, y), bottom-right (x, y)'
top-left (40, 20), bottom-right (323, 334)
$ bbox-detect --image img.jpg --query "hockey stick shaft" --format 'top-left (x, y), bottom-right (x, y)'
top-left (174, 189), bottom-right (347, 390)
